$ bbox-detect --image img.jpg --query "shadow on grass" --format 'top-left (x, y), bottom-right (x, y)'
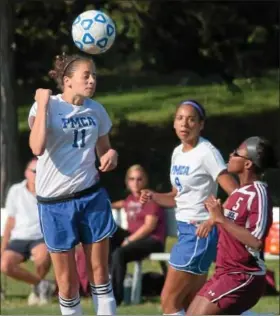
top-left (17, 70), bottom-right (278, 113)
top-left (4, 294), bottom-right (28, 300)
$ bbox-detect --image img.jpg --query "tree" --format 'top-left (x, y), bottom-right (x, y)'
top-left (0, 0), bottom-right (20, 207)
top-left (12, 1), bottom-right (278, 84)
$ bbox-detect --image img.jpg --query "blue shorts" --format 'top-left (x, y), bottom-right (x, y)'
top-left (38, 187), bottom-right (117, 252)
top-left (169, 221), bottom-right (218, 275)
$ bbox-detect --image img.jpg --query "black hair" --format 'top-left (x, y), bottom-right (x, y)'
top-left (177, 99), bottom-right (206, 121)
top-left (254, 138), bottom-right (278, 174)
top-left (25, 156), bottom-right (38, 170)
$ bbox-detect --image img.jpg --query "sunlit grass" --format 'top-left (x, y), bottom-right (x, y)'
top-left (1, 237), bottom-right (279, 314)
top-left (18, 72), bottom-right (278, 131)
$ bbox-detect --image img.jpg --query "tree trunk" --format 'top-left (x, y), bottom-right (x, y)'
top-left (0, 0), bottom-right (20, 207)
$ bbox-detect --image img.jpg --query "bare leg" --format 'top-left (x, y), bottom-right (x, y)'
top-left (1, 250), bottom-right (41, 285)
top-left (161, 266), bottom-right (207, 314)
top-left (50, 249), bottom-right (82, 315)
top-left (83, 238), bottom-right (109, 285)
top-left (31, 243), bottom-right (51, 280)
top-left (186, 295), bottom-right (222, 315)
top-left (182, 273), bottom-right (207, 311)
top-left (50, 249), bottom-right (79, 298)
top-left (83, 238), bottom-right (116, 316)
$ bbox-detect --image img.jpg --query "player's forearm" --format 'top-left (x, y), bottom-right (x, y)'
top-left (152, 192), bottom-right (176, 208)
top-left (29, 106), bottom-right (48, 156)
top-left (218, 171), bottom-right (239, 195)
top-left (218, 217), bottom-right (262, 250)
top-left (96, 134), bottom-right (114, 158)
top-left (111, 200), bottom-right (124, 209)
top-left (1, 217), bottom-right (15, 253)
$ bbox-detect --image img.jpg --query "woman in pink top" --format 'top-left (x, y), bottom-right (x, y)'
top-left (111, 164), bottom-right (165, 305)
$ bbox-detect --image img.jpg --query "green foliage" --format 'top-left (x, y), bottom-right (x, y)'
top-left (13, 0), bottom-right (278, 88)
top-left (11, 0), bottom-right (280, 214)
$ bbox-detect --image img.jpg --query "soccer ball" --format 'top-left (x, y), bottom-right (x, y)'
top-left (71, 10), bottom-right (116, 55)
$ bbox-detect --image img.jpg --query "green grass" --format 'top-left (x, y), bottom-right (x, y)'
top-left (10, 71), bottom-right (280, 313)
top-left (18, 72), bottom-right (278, 131)
top-left (1, 238), bottom-right (279, 315)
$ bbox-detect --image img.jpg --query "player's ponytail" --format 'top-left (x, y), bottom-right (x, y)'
top-left (48, 53), bottom-right (93, 90)
top-left (257, 138), bottom-right (279, 171)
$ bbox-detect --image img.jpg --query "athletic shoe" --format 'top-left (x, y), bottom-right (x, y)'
top-left (35, 280), bottom-right (55, 305)
top-left (27, 291), bottom-right (40, 306)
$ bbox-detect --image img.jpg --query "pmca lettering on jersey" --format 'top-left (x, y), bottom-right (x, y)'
top-left (61, 117), bottom-right (96, 129)
top-left (171, 165), bottom-right (190, 175)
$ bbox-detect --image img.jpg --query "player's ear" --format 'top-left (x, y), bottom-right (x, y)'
top-left (245, 160), bottom-right (253, 170)
top-left (199, 120), bottom-right (205, 131)
top-left (63, 76), bottom-right (71, 88)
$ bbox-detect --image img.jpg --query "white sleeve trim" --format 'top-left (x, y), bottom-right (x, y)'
top-left (203, 145), bottom-right (227, 181)
top-left (251, 183), bottom-right (268, 239)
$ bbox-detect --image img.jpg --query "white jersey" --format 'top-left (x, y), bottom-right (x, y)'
top-left (170, 137), bottom-right (227, 222)
top-left (5, 180), bottom-right (43, 240)
top-left (28, 94), bottom-right (112, 198)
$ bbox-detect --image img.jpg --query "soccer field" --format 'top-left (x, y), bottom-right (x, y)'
top-left (7, 71), bottom-right (280, 315)
top-left (1, 242), bottom-right (279, 315)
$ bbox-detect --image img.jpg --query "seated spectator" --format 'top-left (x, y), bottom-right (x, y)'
top-left (1, 157), bottom-right (54, 306)
top-left (110, 164), bottom-right (166, 306)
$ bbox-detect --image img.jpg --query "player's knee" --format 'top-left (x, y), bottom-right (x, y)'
top-left (1, 257), bottom-right (15, 275)
top-left (91, 262), bottom-right (109, 285)
top-left (0, 259), bottom-right (9, 274)
top-left (32, 245), bottom-right (49, 262)
top-left (34, 253), bottom-right (51, 268)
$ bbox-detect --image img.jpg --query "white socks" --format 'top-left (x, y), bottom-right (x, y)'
top-left (59, 294), bottom-right (82, 315)
top-left (90, 281), bottom-right (116, 315)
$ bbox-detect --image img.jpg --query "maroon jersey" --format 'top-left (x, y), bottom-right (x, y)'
top-left (124, 194), bottom-right (166, 243)
top-left (216, 181), bottom-right (272, 275)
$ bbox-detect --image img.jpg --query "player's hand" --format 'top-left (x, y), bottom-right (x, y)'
top-left (204, 195), bottom-right (224, 224)
top-left (121, 238), bottom-right (130, 247)
top-left (34, 88), bottom-right (52, 107)
top-left (196, 219), bottom-right (214, 238)
top-left (222, 197), bottom-right (229, 208)
top-left (99, 149), bottom-right (118, 172)
top-left (139, 189), bottom-right (154, 204)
